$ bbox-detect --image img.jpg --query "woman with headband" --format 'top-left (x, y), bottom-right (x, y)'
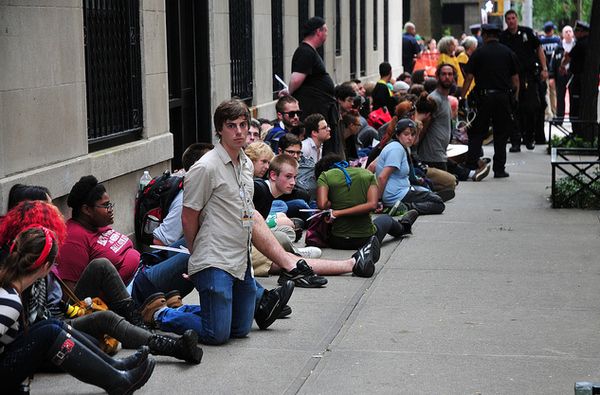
top-left (0, 226), bottom-right (155, 394)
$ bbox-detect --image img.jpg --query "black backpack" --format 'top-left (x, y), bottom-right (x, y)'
top-left (134, 171), bottom-right (183, 247)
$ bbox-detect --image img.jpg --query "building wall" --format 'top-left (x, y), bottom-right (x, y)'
top-left (0, 1), bottom-right (172, 235)
top-left (1, 0), bottom-right (403, 235)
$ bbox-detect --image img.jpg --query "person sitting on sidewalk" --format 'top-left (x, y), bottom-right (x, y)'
top-left (376, 118), bottom-right (446, 215)
top-left (301, 113), bottom-right (331, 164)
top-left (0, 199), bottom-right (203, 364)
top-left (0, 227), bottom-right (156, 394)
top-left (315, 153), bottom-right (419, 251)
top-left (263, 95), bottom-right (303, 152)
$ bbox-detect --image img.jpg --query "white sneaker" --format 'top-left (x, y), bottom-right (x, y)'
top-left (297, 246), bottom-right (322, 259)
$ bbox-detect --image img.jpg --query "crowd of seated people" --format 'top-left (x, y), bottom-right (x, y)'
top-left (0, 39), bottom-right (505, 391)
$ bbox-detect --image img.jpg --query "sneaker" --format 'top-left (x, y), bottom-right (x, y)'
top-left (255, 280), bottom-right (294, 330)
top-left (388, 200), bottom-right (408, 217)
top-left (278, 259), bottom-right (328, 288)
top-left (436, 188), bottom-right (455, 202)
top-left (351, 235), bottom-right (380, 278)
top-left (472, 163), bottom-right (491, 181)
top-left (165, 290), bottom-right (183, 308)
top-left (480, 157), bottom-right (492, 165)
top-left (509, 145), bottom-right (521, 153)
top-left (525, 141), bottom-right (535, 150)
top-left (297, 246), bottom-right (322, 259)
top-left (398, 209), bottom-right (419, 234)
top-left (278, 305), bottom-right (292, 318)
top-left (140, 292), bottom-right (166, 327)
top-left (494, 171), bottom-right (510, 178)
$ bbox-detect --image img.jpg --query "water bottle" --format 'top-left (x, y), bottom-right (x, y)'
top-left (139, 170), bottom-right (152, 192)
top-left (83, 297), bottom-right (94, 313)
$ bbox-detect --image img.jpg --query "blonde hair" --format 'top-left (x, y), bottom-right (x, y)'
top-left (245, 141), bottom-right (275, 162)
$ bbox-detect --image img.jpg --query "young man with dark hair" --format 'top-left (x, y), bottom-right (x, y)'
top-left (372, 62), bottom-right (397, 114)
top-left (263, 96), bottom-right (303, 152)
top-left (301, 113), bottom-right (330, 164)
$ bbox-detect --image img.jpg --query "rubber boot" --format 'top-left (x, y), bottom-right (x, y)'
top-left (48, 331), bottom-right (155, 395)
top-left (112, 298), bottom-right (149, 330)
top-left (66, 325), bottom-right (149, 370)
top-left (147, 329), bottom-right (203, 364)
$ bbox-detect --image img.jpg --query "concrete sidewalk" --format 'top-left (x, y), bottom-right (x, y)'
top-left (37, 146), bottom-right (600, 394)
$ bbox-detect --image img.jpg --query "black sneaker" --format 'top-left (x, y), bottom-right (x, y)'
top-left (351, 235), bottom-right (380, 278)
top-left (278, 260), bottom-right (328, 288)
top-left (398, 209), bottom-right (419, 234)
top-left (278, 305), bottom-right (292, 318)
top-left (509, 145), bottom-right (521, 153)
top-left (255, 280), bottom-right (294, 330)
top-left (494, 171), bottom-right (510, 178)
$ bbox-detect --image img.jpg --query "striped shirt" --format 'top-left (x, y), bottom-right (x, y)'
top-left (0, 286), bottom-right (22, 354)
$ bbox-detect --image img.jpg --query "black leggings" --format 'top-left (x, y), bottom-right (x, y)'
top-left (74, 258), bottom-right (130, 306)
top-left (328, 215), bottom-right (406, 250)
top-left (0, 319), bottom-right (65, 391)
top-left (66, 311), bottom-right (150, 349)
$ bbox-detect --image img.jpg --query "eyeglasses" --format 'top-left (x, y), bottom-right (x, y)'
top-left (284, 149), bottom-right (302, 156)
top-left (318, 125), bottom-right (331, 131)
top-left (282, 110), bottom-right (303, 118)
top-left (95, 202), bottom-right (115, 211)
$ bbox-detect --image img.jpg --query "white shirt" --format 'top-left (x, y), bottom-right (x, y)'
top-left (301, 138), bottom-right (321, 164)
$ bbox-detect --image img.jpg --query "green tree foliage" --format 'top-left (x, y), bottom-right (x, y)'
top-left (532, 0), bottom-right (592, 29)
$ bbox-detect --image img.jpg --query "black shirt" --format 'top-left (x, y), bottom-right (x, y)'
top-left (465, 40), bottom-right (519, 92)
top-left (371, 81), bottom-right (397, 114)
top-left (291, 42), bottom-right (336, 119)
top-left (499, 26), bottom-right (541, 75)
top-left (253, 179), bottom-right (274, 219)
top-left (569, 35), bottom-right (589, 75)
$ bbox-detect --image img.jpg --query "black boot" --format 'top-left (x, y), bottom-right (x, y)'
top-left (112, 298), bottom-right (149, 330)
top-left (147, 329), bottom-right (203, 364)
top-left (48, 331), bottom-right (155, 395)
top-left (66, 325), bottom-right (149, 370)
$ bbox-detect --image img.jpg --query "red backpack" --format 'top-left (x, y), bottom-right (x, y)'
top-left (367, 107), bottom-right (392, 129)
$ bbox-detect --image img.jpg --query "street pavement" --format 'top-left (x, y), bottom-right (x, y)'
top-left (36, 145), bottom-right (600, 394)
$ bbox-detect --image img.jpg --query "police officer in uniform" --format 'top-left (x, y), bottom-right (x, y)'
top-left (500, 9), bottom-right (548, 151)
top-left (463, 24), bottom-right (520, 178)
top-left (560, 20), bottom-right (590, 120)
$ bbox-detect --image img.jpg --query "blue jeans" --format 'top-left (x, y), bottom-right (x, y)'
top-left (271, 198), bottom-right (311, 220)
top-left (0, 319), bottom-right (65, 391)
top-left (131, 238), bottom-right (195, 306)
top-left (185, 263), bottom-right (257, 345)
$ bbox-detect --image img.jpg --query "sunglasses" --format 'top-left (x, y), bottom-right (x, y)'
top-left (282, 111), bottom-right (303, 118)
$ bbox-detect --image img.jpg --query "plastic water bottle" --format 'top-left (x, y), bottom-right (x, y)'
top-left (83, 297), bottom-right (94, 312)
top-left (139, 170), bottom-right (152, 192)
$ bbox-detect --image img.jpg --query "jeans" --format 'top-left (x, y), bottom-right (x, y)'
top-left (66, 310), bottom-right (150, 349)
top-left (328, 215), bottom-right (406, 250)
top-left (131, 238), bottom-right (195, 306)
top-left (0, 319), bottom-right (65, 391)
top-left (181, 264), bottom-right (256, 345)
top-left (403, 189), bottom-right (445, 215)
top-left (271, 198), bottom-right (311, 220)
top-left (74, 258), bottom-right (130, 306)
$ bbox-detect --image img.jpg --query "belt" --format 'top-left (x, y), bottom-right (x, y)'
top-left (477, 89), bottom-right (511, 95)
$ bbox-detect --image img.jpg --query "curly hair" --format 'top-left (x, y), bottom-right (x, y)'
top-left (67, 175), bottom-right (106, 219)
top-left (0, 201), bottom-right (66, 247)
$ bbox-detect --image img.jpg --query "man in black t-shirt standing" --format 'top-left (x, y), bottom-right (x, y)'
top-left (288, 17), bottom-right (340, 156)
top-left (500, 10), bottom-right (548, 151)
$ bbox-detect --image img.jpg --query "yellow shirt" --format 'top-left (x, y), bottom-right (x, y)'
top-left (456, 52), bottom-right (474, 96)
top-left (438, 53), bottom-right (464, 88)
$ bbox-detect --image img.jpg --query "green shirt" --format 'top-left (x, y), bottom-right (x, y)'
top-left (317, 167), bottom-right (377, 238)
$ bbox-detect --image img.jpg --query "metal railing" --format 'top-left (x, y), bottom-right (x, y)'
top-left (84, 0), bottom-right (143, 150)
top-left (229, 0), bottom-right (253, 104)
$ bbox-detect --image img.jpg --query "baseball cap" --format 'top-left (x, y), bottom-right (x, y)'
top-left (395, 118), bottom-right (417, 134)
top-left (543, 21), bottom-right (555, 32)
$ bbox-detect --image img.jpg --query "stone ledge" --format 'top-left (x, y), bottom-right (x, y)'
top-left (0, 133), bottom-right (173, 212)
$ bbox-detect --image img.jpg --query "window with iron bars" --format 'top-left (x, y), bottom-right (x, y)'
top-left (335, 0), bottom-right (341, 56)
top-left (314, 0), bottom-right (324, 61)
top-left (373, 0), bottom-right (378, 51)
top-left (384, 0), bottom-right (389, 61)
top-left (229, 0), bottom-right (253, 105)
top-left (83, 0), bottom-right (143, 151)
top-left (349, 0), bottom-right (357, 79)
top-left (272, 0), bottom-right (284, 98)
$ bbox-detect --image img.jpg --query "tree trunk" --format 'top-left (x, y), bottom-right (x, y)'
top-left (578, 0), bottom-right (600, 141)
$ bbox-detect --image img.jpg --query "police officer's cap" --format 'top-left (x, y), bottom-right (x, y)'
top-left (481, 24), bottom-right (502, 33)
top-left (395, 118), bottom-right (417, 134)
top-left (575, 20), bottom-right (590, 32)
top-left (469, 24), bottom-right (481, 33)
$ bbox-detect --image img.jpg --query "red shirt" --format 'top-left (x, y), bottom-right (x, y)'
top-left (56, 219), bottom-right (140, 284)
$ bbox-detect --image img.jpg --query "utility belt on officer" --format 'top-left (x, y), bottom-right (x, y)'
top-left (476, 89), bottom-right (512, 95)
